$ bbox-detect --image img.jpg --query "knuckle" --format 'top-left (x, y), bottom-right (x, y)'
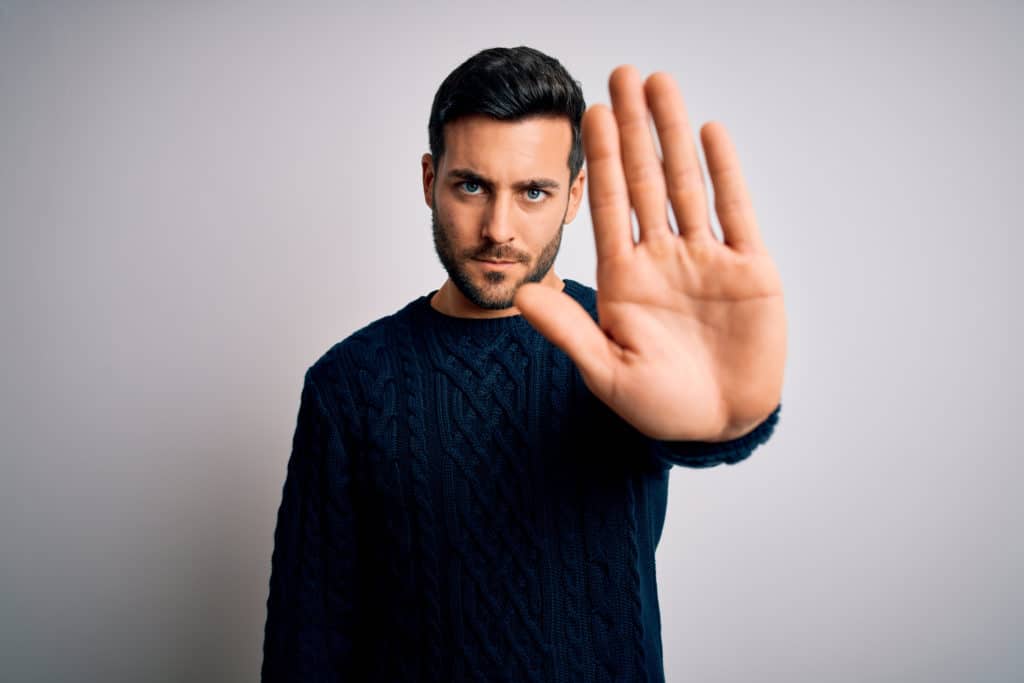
top-left (715, 196), bottom-right (749, 217)
top-left (625, 159), bottom-right (663, 187)
top-left (666, 165), bottom-right (704, 194)
top-left (589, 188), bottom-right (629, 212)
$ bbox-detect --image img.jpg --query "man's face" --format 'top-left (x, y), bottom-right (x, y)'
top-left (422, 115), bottom-right (585, 312)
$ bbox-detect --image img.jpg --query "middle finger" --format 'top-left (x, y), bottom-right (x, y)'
top-left (644, 71), bottom-right (711, 242)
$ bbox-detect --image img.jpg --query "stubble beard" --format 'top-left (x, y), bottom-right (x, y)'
top-left (431, 206), bottom-right (565, 310)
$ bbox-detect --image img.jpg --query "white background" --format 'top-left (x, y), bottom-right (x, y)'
top-left (1, 1), bottom-right (1021, 681)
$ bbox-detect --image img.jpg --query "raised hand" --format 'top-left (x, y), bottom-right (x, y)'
top-left (515, 65), bottom-right (787, 442)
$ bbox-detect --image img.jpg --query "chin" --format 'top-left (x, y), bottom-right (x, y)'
top-left (458, 269), bottom-right (522, 310)
top-left (472, 283), bottom-right (520, 310)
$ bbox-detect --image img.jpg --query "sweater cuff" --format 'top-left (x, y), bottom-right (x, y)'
top-left (651, 403), bottom-right (782, 469)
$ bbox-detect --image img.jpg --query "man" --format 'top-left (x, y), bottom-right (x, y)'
top-left (262, 46), bottom-right (786, 681)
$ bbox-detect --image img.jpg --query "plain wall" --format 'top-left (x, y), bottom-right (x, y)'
top-left (1, 1), bottom-right (1020, 681)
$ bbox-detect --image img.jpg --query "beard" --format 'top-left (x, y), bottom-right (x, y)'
top-left (431, 205), bottom-right (565, 310)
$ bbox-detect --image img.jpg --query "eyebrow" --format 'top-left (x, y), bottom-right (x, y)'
top-left (446, 168), bottom-right (561, 192)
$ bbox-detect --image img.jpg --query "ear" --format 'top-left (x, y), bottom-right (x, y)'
top-left (563, 168), bottom-right (586, 224)
top-left (421, 153), bottom-right (436, 208)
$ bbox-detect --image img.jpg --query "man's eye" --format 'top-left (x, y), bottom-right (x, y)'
top-left (525, 188), bottom-right (546, 202)
top-left (461, 181), bottom-right (482, 194)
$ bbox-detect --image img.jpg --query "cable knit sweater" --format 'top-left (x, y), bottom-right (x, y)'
top-left (262, 278), bottom-right (781, 682)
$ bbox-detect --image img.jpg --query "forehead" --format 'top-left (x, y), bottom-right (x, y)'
top-left (441, 115), bottom-right (572, 182)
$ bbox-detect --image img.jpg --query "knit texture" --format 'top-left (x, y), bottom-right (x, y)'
top-left (262, 279), bottom-right (781, 682)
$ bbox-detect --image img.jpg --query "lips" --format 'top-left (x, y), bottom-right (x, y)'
top-left (474, 258), bottom-right (520, 265)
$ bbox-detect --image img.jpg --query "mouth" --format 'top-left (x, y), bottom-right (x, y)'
top-left (474, 258), bottom-right (519, 266)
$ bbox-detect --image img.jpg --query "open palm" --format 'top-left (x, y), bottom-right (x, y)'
top-left (516, 66), bottom-right (787, 442)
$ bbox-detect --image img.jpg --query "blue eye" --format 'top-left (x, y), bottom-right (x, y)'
top-left (525, 188), bottom-right (546, 202)
top-left (461, 181), bottom-right (481, 194)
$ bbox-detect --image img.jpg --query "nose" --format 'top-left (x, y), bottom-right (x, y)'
top-left (481, 191), bottom-right (515, 244)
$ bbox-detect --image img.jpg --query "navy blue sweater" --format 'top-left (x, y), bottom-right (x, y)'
top-left (262, 279), bottom-right (781, 682)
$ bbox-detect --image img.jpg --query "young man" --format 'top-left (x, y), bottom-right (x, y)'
top-left (262, 46), bottom-right (786, 681)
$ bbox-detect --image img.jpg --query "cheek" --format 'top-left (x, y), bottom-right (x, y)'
top-left (521, 205), bottom-right (564, 238)
top-left (439, 202), bottom-right (483, 237)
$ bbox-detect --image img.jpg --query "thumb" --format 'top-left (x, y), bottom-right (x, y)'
top-left (514, 282), bottom-right (617, 393)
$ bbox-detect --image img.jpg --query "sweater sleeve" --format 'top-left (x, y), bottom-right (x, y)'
top-left (262, 369), bottom-right (358, 681)
top-left (650, 402), bottom-right (782, 469)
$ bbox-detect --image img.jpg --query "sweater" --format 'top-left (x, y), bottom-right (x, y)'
top-left (262, 278), bottom-right (781, 682)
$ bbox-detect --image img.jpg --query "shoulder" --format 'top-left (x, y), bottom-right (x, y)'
top-left (317, 295), bottom-right (425, 365)
top-left (563, 278), bottom-right (598, 323)
top-left (305, 294), bottom-right (427, 402)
